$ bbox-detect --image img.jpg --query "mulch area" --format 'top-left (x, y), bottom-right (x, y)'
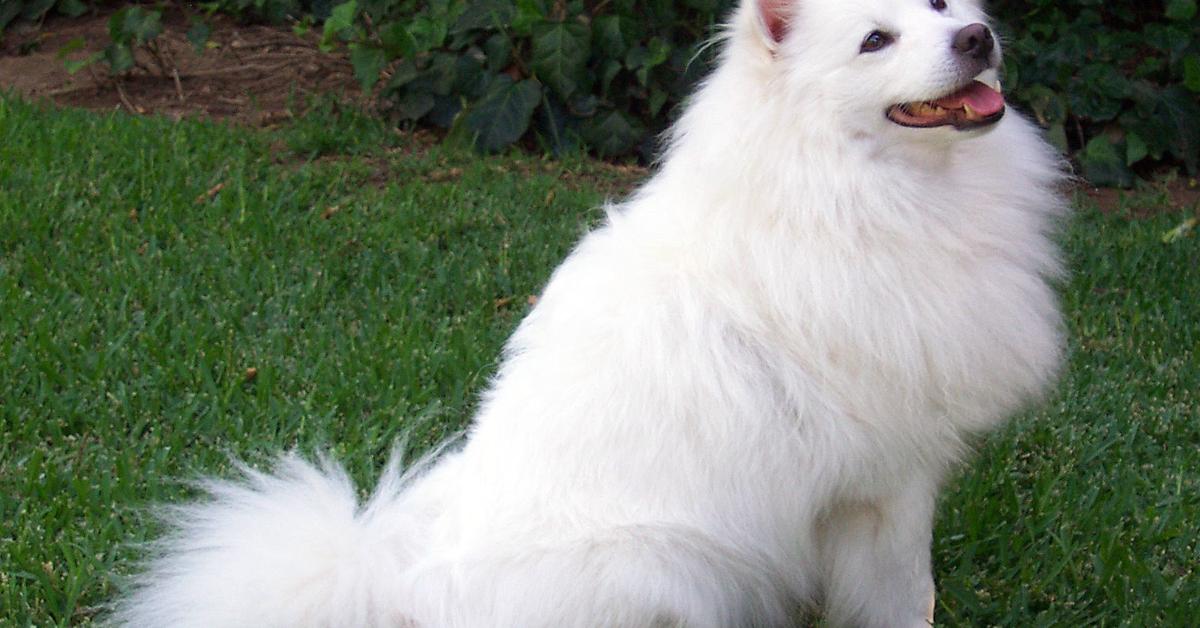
top-left (0, 6), bottom-right (360, 124)
top-left (1079, 180), bottom-right (1200, 217)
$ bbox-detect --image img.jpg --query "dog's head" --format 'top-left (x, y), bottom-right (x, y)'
top-left (747, 0), bottom-right (1006, 141)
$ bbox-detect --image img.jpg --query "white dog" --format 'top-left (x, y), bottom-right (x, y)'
top-left (115, 0), bottom-right (1066, 625)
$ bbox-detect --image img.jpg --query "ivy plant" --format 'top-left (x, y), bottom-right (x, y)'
top-left (325, 0), bottom-right (733, 156)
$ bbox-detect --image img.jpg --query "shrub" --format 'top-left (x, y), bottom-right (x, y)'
top-left (991, 0), bottom-right (1200, 186)
top-left (325, 0), bottom-right (1199, 183)
top-left (325, 0), bottom-right (736, 158)
top-left (3, 0), bottom-right (1198, 185)
top-left (0, 0), bottom-right (90, 31)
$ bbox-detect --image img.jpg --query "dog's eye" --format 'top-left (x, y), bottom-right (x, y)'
top-left (930, 0), bottom-right (947, 10)
top-left (860, 31), bottom-right (894, 53)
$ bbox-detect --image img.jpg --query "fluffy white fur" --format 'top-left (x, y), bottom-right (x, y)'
top-left (114, 0), bottom-right (1067, 625)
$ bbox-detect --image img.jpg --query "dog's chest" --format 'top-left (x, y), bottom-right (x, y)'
top-left (732, 222), bottom-right (1062, 429)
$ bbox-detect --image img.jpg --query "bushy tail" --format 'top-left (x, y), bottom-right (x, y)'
top-left (112, 454), bottom-right (428, 628)
top-left (112, 447), bottom-right (796, 627)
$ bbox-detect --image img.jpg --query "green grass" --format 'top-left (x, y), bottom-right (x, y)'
top-left (933, 186), bottom-right (1200, 626)
top-left (0, 95), bottom-right (616, 624)
top-left (1, 95), bottom-right (1197, 626)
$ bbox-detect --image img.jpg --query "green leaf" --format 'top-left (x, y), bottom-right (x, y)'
top-left (1044, 122), bottom-right (1069, 154)
top-left (483, 33), bottom-right (512, 72)
top-left (580, 108), bottom-right (643, 157)
top-left (684, 0), bottom-right (720, 12)
top-left (535, 93), bottom-right (578, 156)
top-left (1001, 55), bottom-right (1020, 90)
top-left (56, 0), bottom-right (88, 18)
top-left (1157, 85), bottom-right (1200, 173)
top-left (64, 51), bottom-right (103, 75)
top-left (350, 44), bottom-right (387, 90)
top-left (108, 8), bottom-right (131, 42)
top-left (420, 52), bottom-right (459, 96)
top-left (593, 15), bottom-right (628, 58)
top-left (55, 37), bottom-right (87, 59)
top-left (1165, 0), bottom-right (1197, 21)
top-left (598, 58), bottom-right (621, 98)
top-left (326, 0), bottom-right (357, 31)
top-left (384, 59), bottom-right (420, 91)
top-left (393, 91), bottom-right (436, 121)
top-left (408, 15), bottom-right (448, 53)
top-left (378, 21), bottom-right (416, 59)
top-left (1020, 84), bottom-right (1066, 127)
top-left (645, 37), bottom-right (672, 68)
top-left (532, 20), bottom-right (591, 99)
top-left (512, 0), bottom-right (547, 36)
top-left (321, 0), bottom-right (357, 51)
top-left (1125, 132), bottom-right (1148, 166)
top-left (104, 43), bottom-right (135, 74)
top-left (0, 3), bottom-right (21, 31)
top-left (649, 86), bottom-right (669, 119)
top-left (113, 7), bottom-right (162, 45)
top-left (1068, 64), bottom-right (1128, 122)
top-left (1079, 136), bottom-right (1134, 188)
top-left (461, 76), bottom-right (542, 152)
top-left (1142, 22), bottom-right (1192, 57)
top-left (625, 37), bottom-right (670, 86)
top-left (137, 11), bottom-right (164, 44)
top-left (428, 94), bottom-right (464, 128)
top-left (453, 0), bottom-right (515, 33)
top-left (21, 0), bottom-right (55, 20)
top-left (453, 53), bottom-right (490, 100)
top-left (569, 93), bottom-right (598, 117)
top-left (187, 20), bottom-right (212, 55)
top-left (1183, 55), bottom-right (1200, 93)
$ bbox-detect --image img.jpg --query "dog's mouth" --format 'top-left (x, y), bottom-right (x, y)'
top-left (886, 80), bottom-right (1005, 130)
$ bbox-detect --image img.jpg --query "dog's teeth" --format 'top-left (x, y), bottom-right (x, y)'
top-left (912, 102), bottom-right (941, 117)
top-left (963, 103), bottom-right (975, 118)
top-left (975, 68), bottom-right (1003, 93)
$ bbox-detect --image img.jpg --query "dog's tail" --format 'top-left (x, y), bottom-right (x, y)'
top-left (111, 449), bottom-right (798, 627)
top-left (111, 453), bottom-right (435, 628)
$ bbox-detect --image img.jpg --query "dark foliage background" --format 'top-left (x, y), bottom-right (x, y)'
top-left (4, 0), bottom-right (1198, 185)
top-left (992, 0), bottom-right (1199, 186)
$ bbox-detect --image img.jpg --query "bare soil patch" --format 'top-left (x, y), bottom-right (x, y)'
top-left (1080, 177), bottom-right (1200, 217)
top-left (0, 7), bottom-right (360, 124)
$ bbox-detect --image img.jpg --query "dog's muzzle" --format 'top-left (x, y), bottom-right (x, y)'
top-left (885, 23), bottom-right (1005, 131)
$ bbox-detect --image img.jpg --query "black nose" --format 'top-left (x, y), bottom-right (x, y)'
top-left (953, 23), bottom-right (994, 61)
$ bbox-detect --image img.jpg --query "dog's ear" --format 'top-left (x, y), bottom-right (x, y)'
top-left (756, 0), bottom-right (791, 45)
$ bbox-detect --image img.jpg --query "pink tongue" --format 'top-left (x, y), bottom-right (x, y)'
top-left (933, 81), bottom-right (1004, 115)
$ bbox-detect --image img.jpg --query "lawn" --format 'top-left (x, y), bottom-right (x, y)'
top-left (1, 95), bottom-right (1196, 626)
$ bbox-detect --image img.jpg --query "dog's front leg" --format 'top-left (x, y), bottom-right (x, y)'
top-left (816, 478), bottom-right (938, 628)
